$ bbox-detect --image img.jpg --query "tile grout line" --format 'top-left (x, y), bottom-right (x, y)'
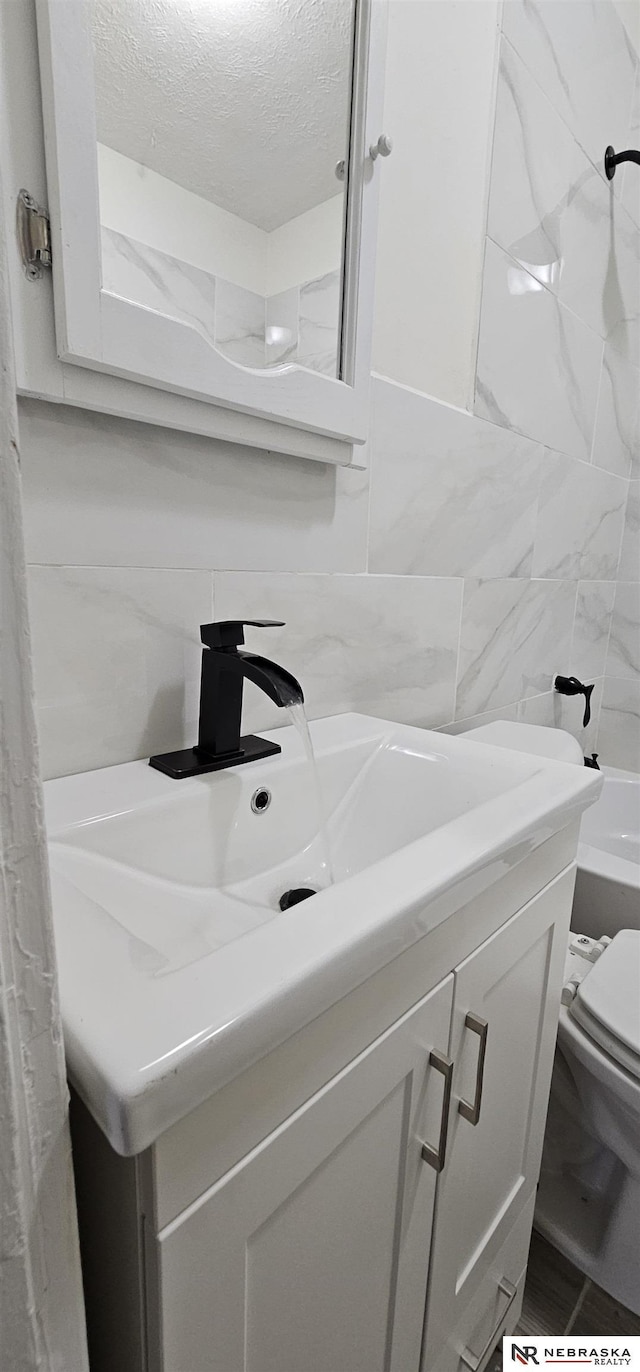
top-left (498, 29), bottom-right (639, 216)
top-left (564, 1278), bottom-right (591, 1336)
top-left (485, 232), bottom-right (610, 354)
top-left (451, 579), bottom-right (467, 725)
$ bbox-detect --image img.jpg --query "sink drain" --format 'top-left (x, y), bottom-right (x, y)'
top-left (279, 887), bottom-right (317, 911)
top-left (251, 787), bottom-right (272, 814)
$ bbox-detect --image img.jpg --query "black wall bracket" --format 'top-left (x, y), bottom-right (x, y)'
top-left (604, 145), bottom-right (640, 180)
top-left (555, 675), bottom-right (594, 728)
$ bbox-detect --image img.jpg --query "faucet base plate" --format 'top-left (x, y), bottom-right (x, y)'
top-left (149, 735), bottom-right (281, 779)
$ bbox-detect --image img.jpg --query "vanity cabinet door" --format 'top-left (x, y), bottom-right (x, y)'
top-left (421, 869), bottom-right (575, 1372)
top-left (157, 974), bottom-right (454, 1372)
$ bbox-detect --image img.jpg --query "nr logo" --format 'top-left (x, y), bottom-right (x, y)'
top-left (512, 1348), bottom-right (540, 1365)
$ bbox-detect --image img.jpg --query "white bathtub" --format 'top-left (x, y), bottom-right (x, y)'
top-left (573, 766), bottom-right (640, 940)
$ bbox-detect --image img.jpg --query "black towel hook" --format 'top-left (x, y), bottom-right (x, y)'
top-left (604, 145), bottom-right (640, 180)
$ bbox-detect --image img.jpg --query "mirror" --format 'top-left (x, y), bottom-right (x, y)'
top-left (90, 0), bottom-right (356, 379)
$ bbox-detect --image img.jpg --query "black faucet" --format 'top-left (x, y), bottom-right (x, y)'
top-left (149, 620), bottom-right (304, 778)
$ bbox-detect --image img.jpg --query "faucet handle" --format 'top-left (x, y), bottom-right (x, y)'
top-left (201, 619), bottom-right (285, 650)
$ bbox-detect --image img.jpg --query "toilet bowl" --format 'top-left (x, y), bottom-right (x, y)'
top-left (465, 721), bottom-right (640, 1312)
top-left (536, 929), bottom-right (640, 1315)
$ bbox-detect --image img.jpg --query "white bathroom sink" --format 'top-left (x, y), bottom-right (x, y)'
top-left (45, 712), bottom-right (601, 1153)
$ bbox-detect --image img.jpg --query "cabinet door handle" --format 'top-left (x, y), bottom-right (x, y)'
top-left (421, 1050), bottom-right (454, 1173)
top-left (459, 1277), bottom-right (518, 1370)
top-left (458, 1013), bottom-right (488, 1126)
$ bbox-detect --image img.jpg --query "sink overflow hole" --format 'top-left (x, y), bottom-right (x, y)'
top-left (251, 787), bottom-right (272, 814)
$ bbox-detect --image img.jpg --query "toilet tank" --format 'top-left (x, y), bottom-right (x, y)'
top-left (464, 721), bottom-right (584, 766)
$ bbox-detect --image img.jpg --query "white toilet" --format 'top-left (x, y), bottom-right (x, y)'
top-left (536, 929), bottom-right (640, 1315)
top-left (466, 721), bottom-right (640, 1314)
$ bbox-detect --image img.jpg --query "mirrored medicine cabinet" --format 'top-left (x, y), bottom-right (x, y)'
top-left (33, 0), bottom-right (389, 461)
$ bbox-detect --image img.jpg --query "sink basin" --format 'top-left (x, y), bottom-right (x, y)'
top-left (45, 712), bottom-right (601, 1153)
top-left (49, 719), bottom-right (549, 968)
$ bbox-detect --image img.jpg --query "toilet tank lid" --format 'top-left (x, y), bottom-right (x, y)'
top-left (464, 721), bottom-right (584, 765)
top-left (574, 930), bottom-right (640, 1057)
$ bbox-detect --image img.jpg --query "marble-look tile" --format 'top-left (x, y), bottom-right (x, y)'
top-left (501, 0), bottom-right (638, 182)
top-left (213, 572), bottom-right (462, 734)
top-left (571, 581), bottom-right (616, 679)
top-left (601, 199), bottom-right (640, 370)
top-left (455, 578), bottom-right (576, 720)
top-left (489, 40), bottom-right (598, 304)
top-left (592, 347), bottom-right (640, 478)
top-left (27, 566), bottom-right (212, 779)
top-left (606, 581), bottom-right (640, 678)
top-left (475, 238), bottom-right (603, 461)
top-left (489, 41), bottom-right (640, 357)
top-left (563, 193), bottom-right (639, 367)
top-left (214, 279), bottom-right (265, 368)
top-left (18, 399), bottom-right (369, 574)
top-left (517, 680), bottom-right (604, 756)
top-left (297, 271), bottom-right (341, 377)
top-left (265, 288), bottom-right (299, 366)
top-left (598, 676), bottom-right (640, 771)
top-left (618, 481), bottom-right (640, 580)
top-left (101, 228), bottom-right (218, 349)
top-left (621, 69), bottom-right (640, 228)
top-left (532, 451), bottom-right (627, 579)
top-left (515, 691), bottom-right (557, 727)
top-left (441, 702), bottom-right (519, 736)
top-left (368, 379), bottom-right (541, 577)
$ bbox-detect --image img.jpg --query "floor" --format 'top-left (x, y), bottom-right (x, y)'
top-left (486, 1230), bottom-right (640, 1370)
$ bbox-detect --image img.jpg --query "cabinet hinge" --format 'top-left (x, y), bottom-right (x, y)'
top-left (17, 189), bottom-right (52, 279)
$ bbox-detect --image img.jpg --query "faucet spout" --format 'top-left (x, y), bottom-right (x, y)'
top-left (235, 651), bottom-right (304, 709)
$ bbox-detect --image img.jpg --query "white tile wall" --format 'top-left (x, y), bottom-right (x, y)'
top-left (606, 581), bottom-right (640, 677)
top-left (19, 0), bottom-right (640, 778)
top-left (532, 451), bottom-right (626, 580)
top-left (501, 0), bottom-right (638, 177)
top-left (368, 381), bottom-right (541, 578)
top-left (488, 39), bottom-right (601, 309)
top-left (18, 400), bottom-right (370, 575)
top-left (297, 272), bottom-right (341, 377)
top-left (619, 481), bottom-right (640, 579)
top-left (101, 228), bottom-right (218, 350)
top-left (27, 566), bottom-right (211, 779)
top-left (592, 346), bottom-right (640, 479)
top-left (621, 67), bottom-right (640, 227)
top-left (599, 677), bottom-right (640, 769)
top-left (571, 582), bottom-right (617, 680)
top-left (488, 38), bottom-right (640, 358)
top-left (214, 279), bottom-right (265, 369)
top-left (213, 572), bottom-right (462, 734)
top-left (19, 367), bottom-right (633, 778)
top-left (265, 288), bottom-right (298, 365)
top-left (475, 238), bottom-right (603, 461)
top-left (455, 578), bottom-right (576, 720)
top-left (476, 2), bottom-right (639, 765)
top-left (102, 229), bottom-right (341, 376)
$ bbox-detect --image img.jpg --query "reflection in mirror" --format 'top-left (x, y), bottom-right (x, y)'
top-left (91, 0), bottom-right (356, 378)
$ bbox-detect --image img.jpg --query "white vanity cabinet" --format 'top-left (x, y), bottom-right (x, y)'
top-left (70, 841), bottom-right (577, 1372)
top-left (157, 976), bottom-right (454, 1372)
top-left (423, 871), bottom-right (572, 1372)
